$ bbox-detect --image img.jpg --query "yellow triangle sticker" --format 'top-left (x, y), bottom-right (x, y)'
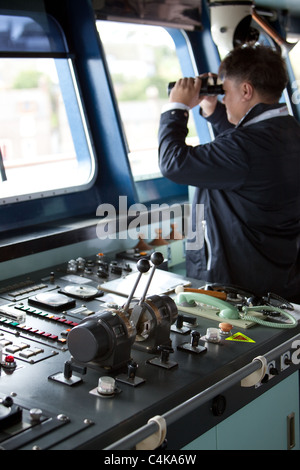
top-left (226, 332), bottom-right (255, 343)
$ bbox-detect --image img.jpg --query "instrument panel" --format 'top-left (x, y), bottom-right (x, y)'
top-left (0, 249), bottom-right (299, 450)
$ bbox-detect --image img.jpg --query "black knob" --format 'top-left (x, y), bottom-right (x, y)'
top-left (269, 367), bottom-right (279, 376)
top-left (176, 315), bottom-right (184, 329)
top-left (158, 344), bottom-right (174, 363)
top-left (150, 251), bottom-right (164, 266)
top-left (2, 396), bottom-right (14, 407)
top-left (137, 258), bottom-right (150, 273)
top-left (191, 330), bottom-right (200, 347)
top-left (128, 360), bottom-right (138, 379)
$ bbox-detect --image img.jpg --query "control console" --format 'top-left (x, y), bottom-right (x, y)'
top-left (0, 250), bottom-right (299, 450)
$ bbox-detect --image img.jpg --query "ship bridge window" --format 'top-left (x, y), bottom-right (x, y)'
top-left (0, 13), bottom-right (96, 204)
top-left (97, 21), bottom-right (199, 182)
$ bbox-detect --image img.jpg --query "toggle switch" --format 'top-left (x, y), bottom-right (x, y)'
top-left (147, 344), bottom-right (178, 369)
top-left (177, 330), bottom-right (207, 354)
top-left (116, 359), bottom-right (145, 387)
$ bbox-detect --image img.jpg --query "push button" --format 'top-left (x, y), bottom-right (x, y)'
top-left (0, 339), bottom-right (12, 347)
top-left (6, 345), bottom-right (20, 354)
top-left (19, 350), bottom-right (35, 359)
top-left (1, 354), bottom-right (17, 370)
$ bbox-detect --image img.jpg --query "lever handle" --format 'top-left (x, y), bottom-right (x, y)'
top-left (123, 258), bottom-right (150, 312)
top-left (139, 252), bottom-right (164, 304)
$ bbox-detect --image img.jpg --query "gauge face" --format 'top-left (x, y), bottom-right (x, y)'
top-left (34, 292), bottom-right (72, 306)
top-left (63, 285), bottom-right (99, 299)
top-left (28, 292), bottom-right (76, 311)
top-left (35, 293), bottom-right (69, 307)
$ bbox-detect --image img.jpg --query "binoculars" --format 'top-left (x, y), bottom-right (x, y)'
top-left (168, 76), bottom-right (224, 96)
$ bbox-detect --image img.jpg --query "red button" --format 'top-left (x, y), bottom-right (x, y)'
top-left (5, 355), bottom-right (15, 363)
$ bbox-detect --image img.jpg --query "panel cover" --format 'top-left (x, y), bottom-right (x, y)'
top-left (93, 0), bottom-right (202, 30)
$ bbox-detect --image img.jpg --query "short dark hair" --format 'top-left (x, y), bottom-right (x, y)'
top-left (218, 45), bottom-right (288, 101)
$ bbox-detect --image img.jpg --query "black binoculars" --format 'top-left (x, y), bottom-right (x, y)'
top-left (167, 76), bottom-right (224, 96)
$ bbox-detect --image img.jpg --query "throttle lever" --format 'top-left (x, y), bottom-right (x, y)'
top-left (139, 252), bottom-right (164, 304)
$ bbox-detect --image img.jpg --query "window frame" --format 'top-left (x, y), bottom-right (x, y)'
top-left (0, 3), bottom-right (107, 234)
top-left (96, 23), bottom-right (208, 205)
top-left (0, 1), bottom-right (215, 236)
top-left (0, 12), bottom-right (97, 206)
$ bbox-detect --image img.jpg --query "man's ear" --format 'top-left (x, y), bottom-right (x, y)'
top-left (241, 82), bottom-right (254, 101)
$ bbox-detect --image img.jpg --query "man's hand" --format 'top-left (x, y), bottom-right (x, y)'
top-left (198, 73), bottom-right (218, 117)
top-left (199, 93), bottom-right (218, 117)
top-left (169, 74), bottom-right (219, 116)
top-left (169, 77), bottom-right (202, 109)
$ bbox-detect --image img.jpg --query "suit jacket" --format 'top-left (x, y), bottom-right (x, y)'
top-left (158, 101), bottom-right (300, 302)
